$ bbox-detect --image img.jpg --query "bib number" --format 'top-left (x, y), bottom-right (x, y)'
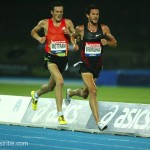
top-left (50, 41), bottom-right (67, 56)
top-left (85, 42), bottom-right (101, 57)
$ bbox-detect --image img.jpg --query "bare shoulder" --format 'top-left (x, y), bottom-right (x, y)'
top-left (38, 19), bottom-right (48, 26)
top-left (101, 24), bottom-right (110, 32)
top-left (76, 24), bottom-right (84, 32)
top-left (65, 18), bottom-right (73, 24)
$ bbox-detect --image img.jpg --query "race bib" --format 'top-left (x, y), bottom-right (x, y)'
top-left (50, 41), bottom-right (67, 56)
top-left (85, 42), bottom-right (101, 57)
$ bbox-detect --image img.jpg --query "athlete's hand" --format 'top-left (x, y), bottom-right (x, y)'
top-left (101, 39), bottom-right (108, 46)
top-left (37, 37), bottom-right (46, 44)
top-left (73, 44), bottom-right (79, 51)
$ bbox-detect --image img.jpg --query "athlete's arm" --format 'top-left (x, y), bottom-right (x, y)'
top-left (72, 25), bottom-right (84, 41)
top-left (101, 24), bottom-right (117, 47)
top-left (31, 20), bottom-right (47, 43)
top-left (66, 19), bottom-right (79, 51)
top-left (66, 19), bottom-right (75, 34)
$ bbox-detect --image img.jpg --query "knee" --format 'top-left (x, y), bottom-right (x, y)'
top-left (89, 87), bottom-right (97, 96)
top-left (56, 78), bottom-right (64, 86)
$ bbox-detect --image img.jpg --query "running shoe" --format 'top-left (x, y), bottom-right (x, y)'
top-left (31, 91), bottom-right (38, 110)
top-left (58, 115), bottom-right (67, 125)
top-left (65, 88), bottom-right (71, 106)
top-left (98, 121), bottom-right (107, 131)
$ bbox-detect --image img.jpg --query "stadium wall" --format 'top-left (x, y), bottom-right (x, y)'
top-left (96, 70), bottom-right (150, 86)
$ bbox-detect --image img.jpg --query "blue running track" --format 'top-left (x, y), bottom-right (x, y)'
top-left (0, 124), bottom-right (149, 150)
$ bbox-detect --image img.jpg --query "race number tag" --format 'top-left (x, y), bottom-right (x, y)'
top-left (50, 41), bottom-right (67, 56)
top-left (85, 42), bottom-right (101, 57)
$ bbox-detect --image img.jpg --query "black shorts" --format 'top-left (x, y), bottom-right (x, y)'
top-left (79, 63), bottom-right (102, 78)
top-left (44, 53), bottom-right (68, 73)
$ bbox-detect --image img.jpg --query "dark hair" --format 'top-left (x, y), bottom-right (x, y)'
top-left (51, 1), bottom-right (63, 11)
top-left (85, 4), bottom-right (99, 15)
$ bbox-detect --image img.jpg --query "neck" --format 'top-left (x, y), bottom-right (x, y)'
top-left (89, 22), bottom-right (97, 27)
top-left (88, 22), bottom-right (98, 32)
top-left (52, 18), bottom-right (62, 24)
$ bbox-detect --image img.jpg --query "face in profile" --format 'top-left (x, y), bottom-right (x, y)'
top-left (51, 6), bottom-right (64, 22)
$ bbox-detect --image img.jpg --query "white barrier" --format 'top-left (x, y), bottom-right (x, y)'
top-left (0, 95), bottom-right (31, 123)
top-left (0, 95), bottom-right (150, 137)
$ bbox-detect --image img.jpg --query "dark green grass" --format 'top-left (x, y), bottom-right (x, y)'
top-left (0, 83), bottom-right (149, 104)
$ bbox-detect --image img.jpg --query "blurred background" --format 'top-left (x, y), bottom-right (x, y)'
top-left (0, 0), bottom-right (150, 86)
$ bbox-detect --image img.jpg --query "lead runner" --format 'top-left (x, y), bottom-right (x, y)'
top-left (30, 1), bottom-right (78, 125)
top-left (65, 4), bottom-right (117, 131)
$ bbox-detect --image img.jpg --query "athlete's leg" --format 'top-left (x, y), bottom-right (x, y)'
top-left (81, 72), bottom-right (100, 124)
top-left (31, 66), bottom-right (56, 111)
top-left (81, 73), bottom-right (107, 130)
top-left (47, 62), bottom-right (67, 125)
top-left (36, 76), bottom-right (56, 97)
top-left (69, 86), bottom-right (89, 99)
top-left (65, 84), bottom-right (89, 106)
top-left (47, 62), bottom-right (64, 113)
